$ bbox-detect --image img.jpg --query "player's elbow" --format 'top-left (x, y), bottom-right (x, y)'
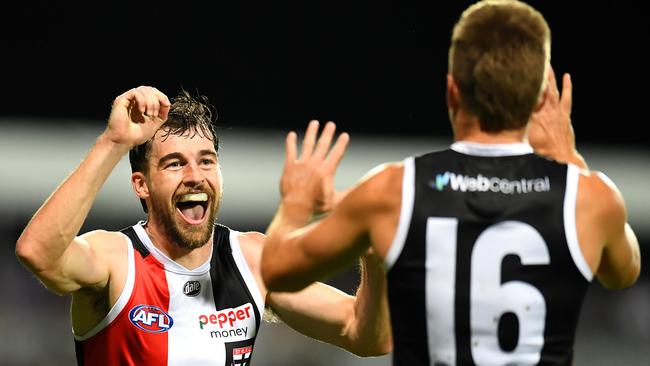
top-left (597, 230), bottom-right (642, 290)
top-left (347, 336), bottom-right (393, 357)
top-left (360, 340), bottom-right (393, 357)
top-left (16, 240), bottom-right (71, 295)
top-left (597, 262), bottom-right (641, 290)
top-left (16, 235), bottom-right (58, 275)
top-left (607, 270), bottom-right (640, 290)
top-left (15, 235), bottom-right (42, 272)
top-left (599, 276), bottom-right (638, 291)
top-left (370, 338), bottom-right (393, 357)
top-left (342, 314), bottom-right (393, 357)
top-left (378, 336), bottom-right (394, 356)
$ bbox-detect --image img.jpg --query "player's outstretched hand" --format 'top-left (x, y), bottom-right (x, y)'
top-left (529, 66), bottom-right (586, 169)
top-left (281, 120), bottom-right (350, 214)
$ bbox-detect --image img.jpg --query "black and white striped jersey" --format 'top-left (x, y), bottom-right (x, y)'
top-left (385, 142), bottom-right (592, 366)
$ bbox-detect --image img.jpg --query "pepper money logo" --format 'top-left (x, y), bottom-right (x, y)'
top-left (129, 304), bottom-right (174, 333)
top-left (198, 303), bottom-right (254, 340)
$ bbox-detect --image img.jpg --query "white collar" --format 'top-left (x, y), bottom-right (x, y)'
top-left (133, 221), bottom-right (212, 275)
top-left (451, 141), bottom-right (533, 157)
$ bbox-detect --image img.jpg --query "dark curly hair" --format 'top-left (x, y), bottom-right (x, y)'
top-left (129, 88), bottom-right (219, 213)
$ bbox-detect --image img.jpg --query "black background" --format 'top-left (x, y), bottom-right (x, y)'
top-left (2, 1), bottom-right (648, 147)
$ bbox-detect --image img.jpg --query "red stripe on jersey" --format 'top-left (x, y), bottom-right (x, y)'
top-left (80, 251), bottom-right (171, 366)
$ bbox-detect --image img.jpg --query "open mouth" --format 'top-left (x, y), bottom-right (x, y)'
top-left (175, 193), bottom-right (209, 225)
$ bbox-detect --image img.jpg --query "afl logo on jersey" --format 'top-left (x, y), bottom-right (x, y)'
top-left (184, 280), bottom-right (201, 297)
top-left (129, 305), bottom-right (174, 333)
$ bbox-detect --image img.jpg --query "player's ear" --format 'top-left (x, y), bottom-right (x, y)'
top-left (446, 74), bottom-right (460, 111)
top-left (533, 84), bottom-right (549, 113)
top-left (132, 172), bottom-right (150, 199)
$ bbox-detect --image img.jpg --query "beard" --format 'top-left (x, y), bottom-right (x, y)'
top-left (150, 187), bottom-right (221, 250)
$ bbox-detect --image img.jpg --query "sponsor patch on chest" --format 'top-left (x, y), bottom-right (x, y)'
top-left (183, 280), bottom-right (201, 296)
top-left (198, 303), bottom-right (255, 341)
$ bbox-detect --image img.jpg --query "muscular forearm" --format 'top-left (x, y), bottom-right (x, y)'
top-left (268, 269), bottom-right (390, 358)
top-left (262, 201), bottom-right (314, 290)
top-left (347, 254), bottom-right (392, 356)
top-left (16, 134), bottom-right (130, 272)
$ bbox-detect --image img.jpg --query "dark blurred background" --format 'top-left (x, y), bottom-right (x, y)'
top-left (2, 1), bottom-right (648, 147)
top-left (1, 1), bottom-right (648, 365)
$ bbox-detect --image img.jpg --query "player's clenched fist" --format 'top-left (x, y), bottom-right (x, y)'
top-left (103, 86), bottom-right (171, 148)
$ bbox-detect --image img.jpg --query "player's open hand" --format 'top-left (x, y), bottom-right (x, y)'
top-left (281, 120), bottom-right (350, 214)
top-left (103, 86), bottom-right (171, 148)
top-left (528, 66), bottom-right (582, 166)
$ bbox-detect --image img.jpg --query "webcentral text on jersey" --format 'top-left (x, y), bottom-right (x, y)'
top-left (433, 172), bottom-right (551, 194)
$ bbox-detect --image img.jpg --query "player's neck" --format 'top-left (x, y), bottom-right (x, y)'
top-left (143, 220), bottom-right (213, 270)
top-left (452, 112), bottom-right (526, 144)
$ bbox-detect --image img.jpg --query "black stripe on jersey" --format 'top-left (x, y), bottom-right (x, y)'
top-left (74, 339), bottom-right (84, 366)
top-left (120, 226), bottom-right (150, 258)
top-left (388, 224), bottom-right (430, 365)
top-left (210, 224), bottom-right (261, 331)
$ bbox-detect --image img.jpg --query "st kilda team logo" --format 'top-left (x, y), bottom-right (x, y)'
top-left (184, 280), bottom-right (201, 297)
top-left (225, 339), bottom-right (254, 366)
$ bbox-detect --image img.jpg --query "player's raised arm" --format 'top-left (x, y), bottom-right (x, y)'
top-left (528, 65), bottom-right (587, 169)
top-left (15, 86), bottom-right (170, 294)
top-left (261, 120), bottom-right (355, 290)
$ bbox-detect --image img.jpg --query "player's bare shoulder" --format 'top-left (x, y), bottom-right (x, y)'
top-left (236, 231), bottom-right (270, 297)
top-left (238, 231), bottom-right (267, 246)
top-left (577, 168), bottom-right (628, 245)
top-left (360, 161), bottom-right (404, 186)
top-left (348, 161), bottom-right (404, 213)
top-left (78, 229), bottom-right (129, 257)
top-left (237, 231), bottom-right (266, 269)
top-left (370, 161), bottom-right (404, 192)
top-left (578, 169), bottom-right (626, 218)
